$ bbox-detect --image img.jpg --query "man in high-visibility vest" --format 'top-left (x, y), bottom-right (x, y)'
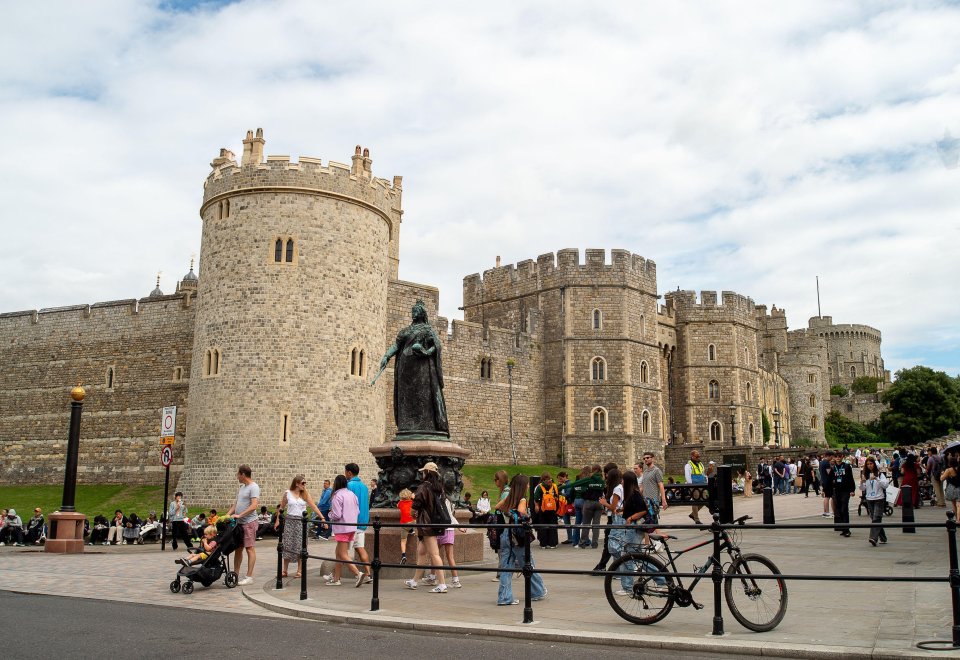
top-left (684, 449), bottom-right (711, 524)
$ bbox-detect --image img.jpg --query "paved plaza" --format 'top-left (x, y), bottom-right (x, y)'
top-left (1, 494), bottom-right (956, 658)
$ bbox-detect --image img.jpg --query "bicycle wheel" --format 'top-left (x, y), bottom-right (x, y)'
top-left (724, 553), bottom-right (787, 632)
top-left (604, 553), bottom-right (675, 625)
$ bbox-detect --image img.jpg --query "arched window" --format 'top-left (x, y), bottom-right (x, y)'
top-left (708, 344), bottom-right (716, 361)
top-left (640, 361), bottom-right (648, 384)
top-left (744, 347), bottom-right (749, 366)
top-left (106, 366), bottom-right (114, 389)
top-left (592, 309), bottom-right (602, 330)
top-left (641, 410), bottom-right (650, 434)
top-left (480, 357), bottom-right (492, 379)
top-left (745, 382), bottom-right (752, 401)
top-left (591, 357), bottom-right (606, 381)
top-left (358, 350), bottom-right (365, 377)
top-left (592, 407), bottom-right (607, 432)
top-left (810, 415), bottom-right (818, 429)
top-left (204, 350), bottom-right (211, 376)
top-left (809, 394), bottom-right (816, 407)
top-left (748, 423), bottom-right (755, 441)
top-left (224, 199), bottom-right (230, 217)
top-left (639, 315), bottom-right (645, 336)
top-left (173, 367), bottom-right (183, 382)
top-left (850, 366), bottom-right (856, 378)
top-left (708, 379), bottom-right (720, 400)
top-left (710, 421), bottom-right (722, 443)
top-left (274, 239), bottom-right (283, 263)
top-left (285, 238), bottom-right (294, 263)
top-left (217, 201), bottom-right (223, 219)
top-left (350, 348), bottom-right (358, 376)
top-left (828, 366), bottom-right (832, 377)
top-left (212, 349), bottom-right (220, 376)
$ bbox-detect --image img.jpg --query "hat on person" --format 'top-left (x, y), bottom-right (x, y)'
top-left (708, 460), bottom-right (716, 465)
top-left (419, 462), bottom-right (440, 475)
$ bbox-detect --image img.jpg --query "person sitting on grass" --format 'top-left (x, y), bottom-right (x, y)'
top-left (177, 525), bottom-right (218, 566)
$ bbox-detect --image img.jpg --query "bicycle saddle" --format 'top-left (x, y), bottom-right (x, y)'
top-left (648, 533), bottom-right (677, 541)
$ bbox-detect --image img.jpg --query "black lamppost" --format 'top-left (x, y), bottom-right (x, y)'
top-left (507, 359), bottom-right (517, 465)
top-left (729, 402), bottom-right (737, 447)
top-left (772, 408), bottom-right (781, 448)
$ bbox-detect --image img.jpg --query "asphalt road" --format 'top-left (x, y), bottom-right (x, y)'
top-left (1, 590), bottom-right (751, 659)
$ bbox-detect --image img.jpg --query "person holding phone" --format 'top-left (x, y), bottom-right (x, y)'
top-left (860, 456), bottom-right (888, 546)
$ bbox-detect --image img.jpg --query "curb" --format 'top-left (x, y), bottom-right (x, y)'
top-left (241, 580), bottom-right (936, 659)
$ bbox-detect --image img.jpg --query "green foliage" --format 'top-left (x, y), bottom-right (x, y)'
top-left (830, 384), bottom-right (849, 397)
top-left (761, 411), bottom-right (771, 443)
top-left (824, 410), bottom-right (880, 448)
top-left (851, 376), bottom-right (880, 394)
top-left (877, 366), bottom-right (960, 443)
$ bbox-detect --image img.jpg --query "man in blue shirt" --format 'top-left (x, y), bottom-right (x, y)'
top-left (315, 479), bottom-right (333, 539)
top-left (345, 463), bottom-right (372, 585)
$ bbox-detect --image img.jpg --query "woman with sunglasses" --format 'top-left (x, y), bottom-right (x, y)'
top-left (277, 475), bottom-right (326, 578)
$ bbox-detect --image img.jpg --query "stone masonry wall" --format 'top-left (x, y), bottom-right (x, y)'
top-left (0, 294), bottom-right (195, 484)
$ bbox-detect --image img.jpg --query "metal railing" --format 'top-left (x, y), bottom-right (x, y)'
top-left (273, 510), bottom-right (960, 650)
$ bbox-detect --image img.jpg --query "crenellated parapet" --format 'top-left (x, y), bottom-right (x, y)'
top-left (782, 328), bottom-right (828, 364)
top-left (808, 316), bottom-right (882, 344)
top-left (202, 130), bottom-right (402, 236)
top-left (463, 248), bottom-right (657, 307)
top-left (665, 289), bottom-right (757, 327)
top-left (0, 292), bottom-right (197, 328)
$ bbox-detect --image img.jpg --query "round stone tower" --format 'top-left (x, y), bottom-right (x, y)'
top-left (178, 129), bottom-right (402, 503)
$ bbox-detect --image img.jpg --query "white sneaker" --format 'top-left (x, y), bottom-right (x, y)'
top-left (237, 576), bottom-right (253, 586)
top-left (451, 578), bottom-right (462, 588)
top-left (403, 579), bottom-right (418, 590)
top-left (614, 589), bottom-right (628, 596)
top-left (490, 575), bottom-right (500, 582)
top-left (322, 573), bottom-right (334, 582)
top-left (324, 579), bottom-right (341, 586)
top-left (421, 575), bottom-right (437, 586)
top-left (0, 542), bottom-right (5, 547)
top-left (532, 589), bottom-right (548, 601)
top-left (430, 584), bottom-right (448, 593)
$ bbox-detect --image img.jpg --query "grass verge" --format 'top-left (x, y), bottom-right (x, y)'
top-left (0, 484), bottom-right (216, 519)
top-left (460, 464), bottom-right (565, 500)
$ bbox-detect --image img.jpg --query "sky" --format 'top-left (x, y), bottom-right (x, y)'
top-left (1, 0), bottom-right (958, 377)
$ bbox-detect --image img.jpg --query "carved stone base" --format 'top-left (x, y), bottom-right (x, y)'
top-left (45, 511), bottom-right (86, 554)
top-left (369, 440), bottom-right (471, 509)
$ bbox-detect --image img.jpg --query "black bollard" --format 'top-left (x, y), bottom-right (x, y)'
top-left (275, 515), bottom-right (285, 590)
top-left (902, 485), bottom-right (916, 534)
top-left (763, 486), bottom-right (776, 525)
top-left (300, 511), bottom-right (308, 600)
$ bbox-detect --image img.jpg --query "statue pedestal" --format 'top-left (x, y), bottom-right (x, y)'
top-left (369, 439), bottom-right (471, 507)
top-left (45, 512), bottom-right (86, 554)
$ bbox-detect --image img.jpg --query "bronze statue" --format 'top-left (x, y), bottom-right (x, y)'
top-left (374, 300), bottom-right (449, 439)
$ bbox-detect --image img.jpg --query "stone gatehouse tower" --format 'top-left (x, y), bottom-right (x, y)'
top-left (177, 131), bottom-right (401, 501)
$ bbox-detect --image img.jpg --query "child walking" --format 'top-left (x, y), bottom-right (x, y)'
top-left (397, 488), bottom-right (415, 565)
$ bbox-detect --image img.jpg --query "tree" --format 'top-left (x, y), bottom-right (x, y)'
top-left (830, 384), bottom-right (848, 397)
top-left (761, 411), bottom-right (771, 443)
top-left (877, 366), bottom-right (960, 443)
top-left (825, 410), bottom-right (879, 447)
top-left (851, 376), bottom-right (880, 394)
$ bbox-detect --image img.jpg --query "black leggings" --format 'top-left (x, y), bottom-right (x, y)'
top-left (170, 521), bottom-right (193, 549)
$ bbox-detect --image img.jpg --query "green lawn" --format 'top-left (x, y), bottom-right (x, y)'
top-left (460, 464), bottom-right (565, 500)
top-left (0, 484), bottom-right (216, 519)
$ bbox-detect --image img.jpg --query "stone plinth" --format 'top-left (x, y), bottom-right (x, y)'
top-left (369, 440), bottom-right (471, 508)
top-left (44, 512), bottom-right (86, 554)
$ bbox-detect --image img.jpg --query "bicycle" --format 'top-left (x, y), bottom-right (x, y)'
top-left (604, 515), bottom-right (787, 632)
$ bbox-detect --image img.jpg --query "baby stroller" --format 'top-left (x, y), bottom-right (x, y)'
top-left (917, 475), bottom-right (936, 507)
top-left (170, 521), bottom-right (243, 595)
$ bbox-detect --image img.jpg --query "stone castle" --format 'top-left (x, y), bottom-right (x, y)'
top-left (0, 130), bottom-right (890, 502)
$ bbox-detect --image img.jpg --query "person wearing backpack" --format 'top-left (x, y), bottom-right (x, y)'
top-left (404, 463), bottom-right (449, 593)
top-left (494, 474), bottom-right (547, 606)
top-left (927, 447), bottom-right (946, 507)
top-left (533, 472), bottom-right (560, 549)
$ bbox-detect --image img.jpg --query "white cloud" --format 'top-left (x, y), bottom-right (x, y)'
top-left (1, 0), bottom-right (959, 376)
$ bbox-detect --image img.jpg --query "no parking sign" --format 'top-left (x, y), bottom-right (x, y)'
top-left (160, 445), bottom-right (173, 467)
top-left (160, 406), bottom-right (176, 444)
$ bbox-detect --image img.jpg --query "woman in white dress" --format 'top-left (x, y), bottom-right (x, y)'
top-left (277, 475), bottom-right (326, 578)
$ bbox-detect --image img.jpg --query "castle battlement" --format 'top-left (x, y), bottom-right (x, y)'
top-left (665, 290), bottom-right (757, 325)
top-left (0, 293), bottom-right (196, 327)
top-left (463, 248), bottom-right (657, 307)
top-left (808, 316), bottom-right (881, 343)
top-left (203, 131), bottom-right (402, 231)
